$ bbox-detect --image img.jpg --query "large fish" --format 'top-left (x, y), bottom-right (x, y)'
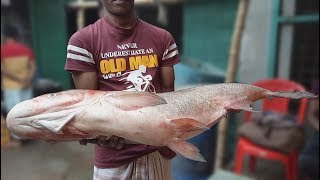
top-left (6, 83), bottom-right (316, 162)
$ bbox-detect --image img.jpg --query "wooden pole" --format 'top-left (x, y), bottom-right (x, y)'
top-left (214, 0), bottom-right (250, 172)
top-left (76, 0), bottom-right (85, 30)
top-left (68, 0), bottom-right (99, 30)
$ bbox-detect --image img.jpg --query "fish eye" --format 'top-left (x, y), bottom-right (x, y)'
top-left (47, 93), bottom-right (57, 98)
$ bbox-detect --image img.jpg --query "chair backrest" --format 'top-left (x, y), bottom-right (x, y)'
top-left (244, 78), bottom-right (309, 125)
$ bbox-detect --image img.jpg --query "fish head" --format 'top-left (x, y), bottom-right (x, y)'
top-left (6, 90), bottom-right (104, 138)
top-left (7, 90), bottom-right (87, 119)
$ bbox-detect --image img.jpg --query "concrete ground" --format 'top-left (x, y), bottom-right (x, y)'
top-left (1, 141), bottom-right (94, 180)
top-left (224, 158), bottom-right (285, 180)
top-left (1, 140), bottom-right (287, 180)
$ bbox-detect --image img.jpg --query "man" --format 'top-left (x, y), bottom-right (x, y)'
top-left (1, 24), bottom-right (36, 146)
top-left (64, 0), bottom-right (180, 179)
top-left (1, 25), bottom-right (36, 112)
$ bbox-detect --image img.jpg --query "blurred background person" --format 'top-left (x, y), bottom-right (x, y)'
top-left (1, 24), bottom-right (36, 146)
top-left (1, 24), bottom-right (36, 112)
top-left (299, 79), bottom-right (319, 180)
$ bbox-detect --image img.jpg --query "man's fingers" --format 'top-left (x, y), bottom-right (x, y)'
top-left (97, 141), bottom-right (104, 147)
top-left (108, 136), bottom-right (119, 147)
top-left (89, 136), bottom-right (126, 149)
top-left (110, 136), bottom-right (125, 149)
top-left (115, 138), bottom-right (125, 149)
top-left (79, 139), bottom-right (88, 145)
top-left (98, 136), bottom-right (108, 141)
top-left (98, 136), bottom-right (108, 146)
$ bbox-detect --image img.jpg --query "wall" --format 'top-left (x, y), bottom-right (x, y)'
top-left (182, 0), bottom-right (238, 74)
top-left (28, 0), bottom-right (71, 89)
top-left (237, 0), bottom-right (273, 83)
top-left (1, 0), bottom-right (32, 46)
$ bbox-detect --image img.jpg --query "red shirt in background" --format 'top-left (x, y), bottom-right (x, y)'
top-left (1, 41), bottom-right (35, 89)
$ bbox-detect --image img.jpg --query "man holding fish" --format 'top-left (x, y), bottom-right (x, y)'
top-left (64, 0), bottom-right (180, 179)
top-left (5, 1), bottom-right (318, 180)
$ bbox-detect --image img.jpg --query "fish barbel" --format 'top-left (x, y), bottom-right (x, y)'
top-left (6, 83), bottom-right (317, 162)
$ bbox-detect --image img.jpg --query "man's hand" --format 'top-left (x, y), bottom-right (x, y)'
top-left (79, 136), bottom-right (125, 149)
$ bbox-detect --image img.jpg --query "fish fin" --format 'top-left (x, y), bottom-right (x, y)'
top-left (268, 91), bottom-right (318, 99)
top-left (170, 118), bottom-right (209, 140)
top-left (62, 125), bottom-right (88, 136)
top-left (32, 113), bottom-right (75, 134)
top-left (227, 100), bottom-right (259, 112)
top-left (107, 92), bottom-right (167, 111)
top-left (168, 138), bottom-right (206, 162)
top-left (170, 118), bottom-right (209, 132)
top-left (207, 115), bottom-right (226, 128)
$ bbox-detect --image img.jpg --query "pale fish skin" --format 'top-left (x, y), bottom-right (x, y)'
top-left (6, 83), bottom-right (317, 162)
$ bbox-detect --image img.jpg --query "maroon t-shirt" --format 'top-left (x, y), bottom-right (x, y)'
top-left (65, 17), bottom-right (180, 168)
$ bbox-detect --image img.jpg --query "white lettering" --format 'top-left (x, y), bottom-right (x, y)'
top-left (116, 43), bottom-right (139, 50)
top-left (146, 48), bottom-right (154, 54)
top-left (100, 49), bottom-right (148, 58)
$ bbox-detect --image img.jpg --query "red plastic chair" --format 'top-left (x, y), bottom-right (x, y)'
top-left (234, 78), bottom-right (309, 180)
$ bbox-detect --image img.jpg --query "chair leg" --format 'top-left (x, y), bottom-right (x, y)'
top-left (290, 154), bottom-right (298, 180)
top-left (234, 146), bottom-right (245, 174)
top-left (284, 159), bottom-right (292, 180)
top-left (249, 156), bottom-right (257, 173)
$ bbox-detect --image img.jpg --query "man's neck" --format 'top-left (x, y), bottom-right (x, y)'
top-left (105, 12), bottom-right (137, 29)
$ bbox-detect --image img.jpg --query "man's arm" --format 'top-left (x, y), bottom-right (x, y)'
top-left (160, 66), bottom-right (175, 93)
top-left (71, 71), bottom-right (98, 90)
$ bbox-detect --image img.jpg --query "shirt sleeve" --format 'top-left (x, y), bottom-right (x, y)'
top-left (160, 31), bottom-right (181, 67)
top-left (64, 31), bottom-right (97, 72)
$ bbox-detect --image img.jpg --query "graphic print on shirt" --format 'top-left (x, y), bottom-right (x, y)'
top-left (119, 65), bottom-right (156, 92)
top-left (99, 42), bottom-right (159, 85)
top-left (97, 42), bottom-right (177, 92)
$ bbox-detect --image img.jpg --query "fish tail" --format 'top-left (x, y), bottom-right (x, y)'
top-left (267, 91), bottom-right (318, 99)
